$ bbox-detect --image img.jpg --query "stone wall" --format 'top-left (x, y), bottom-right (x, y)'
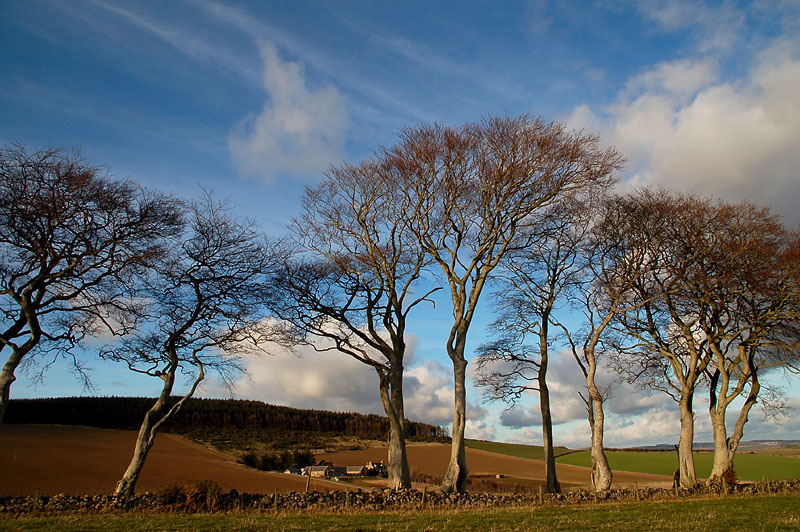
top-left (2, 479), bottom-right (799, 514)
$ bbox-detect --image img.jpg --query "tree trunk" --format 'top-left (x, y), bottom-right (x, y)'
top-left (0, 313), bottom-right (40, 424)
top-left (677, 392), bottom-right (697, 487)
top-left (537, 324), bottom-right (560, 493)
top-left (380, 368), bottom-right (412, 490)
top-left (115, 381), bottom-right (171, 497)
top-left (0, 348), bottom-right (25, 423)
top-left (588, 384), bottom-right (613, 491)
top-left (708, 407), bottom-right (730, 480)
top-left (441, 356), bottom-right (468, 493)
top-left (708, 371), bottom-right (759, 481)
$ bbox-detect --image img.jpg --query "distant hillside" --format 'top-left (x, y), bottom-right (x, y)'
top-left (4, 397), bottom-right (449, 454)
top-left (632, 441), bottom-right (800, 452)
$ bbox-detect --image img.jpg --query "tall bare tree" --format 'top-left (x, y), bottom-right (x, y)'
top-left (473, 198), bottom-right (599, 494)
top-left (278, 160), bottom-right (437, 490)
top-left (568, 193), bottom-right (667, 491)
top-left (384, 115), bottom-right (623, 492)
top-left (102, 195), bottom-right (282, 497)
top-left (0, 145), bottom-right (182, 422)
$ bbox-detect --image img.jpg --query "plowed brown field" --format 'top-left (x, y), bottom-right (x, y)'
top-left (0, 424), bottom-right (672, 497)
top-left (0, 424), bottom-right (343, 496)
top-left (317, 444), bottom-right (672, 490)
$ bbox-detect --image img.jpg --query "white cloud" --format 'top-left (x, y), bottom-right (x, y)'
top-left (229, 42), bottom-right (348, 181)
top-left (466, 419), bottom-right (496, 441)
top-left (568, 45), bottom-right (800, 226)
top-left (201, 333), bottom-right (491, 432)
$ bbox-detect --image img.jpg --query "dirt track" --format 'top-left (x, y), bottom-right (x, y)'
top-left (0, 424), bottom-right (343, 496)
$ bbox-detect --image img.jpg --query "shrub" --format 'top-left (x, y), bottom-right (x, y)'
top-left (155, 482), bottom-right (186, 505)
top-left (185, 480), bottom-right (222, 512)
top-left (722, 464), bottom-right (738, 487)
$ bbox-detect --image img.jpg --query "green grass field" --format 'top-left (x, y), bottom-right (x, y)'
top-left (2, 496), bottom-right (798, 531)
top-left (466, 439), bottom-right (800, 481)
top-left (465, 439), bottom-right (572, 460)
top-left (555, 450), bottom-right (800, 481)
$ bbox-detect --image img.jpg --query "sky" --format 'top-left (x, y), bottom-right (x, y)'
top-left (2, 0), bottom-right (800, 449)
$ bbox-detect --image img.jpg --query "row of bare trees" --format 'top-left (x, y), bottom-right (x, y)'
top-left (2, 112), bottom-right (798, 497)
top-left (284, 115), bottom-right (798, 494)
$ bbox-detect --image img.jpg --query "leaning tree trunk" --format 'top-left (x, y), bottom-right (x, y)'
top-left (115, 373), bottom-right (174, 497)
top-left (441, 355), bottom-right (468, 494)
top-left (677, 391), bottom-right (697, 487)
top-left (0, 315), bottom-right (41, 423)
top-left (115, 355), bottom-right (203, 497)
top-left (379, 368), bottom-right (412, 490)
top-left (537, 323), bottom-right (560, 493)
top-left (0, 351), bottom-right (23, 423)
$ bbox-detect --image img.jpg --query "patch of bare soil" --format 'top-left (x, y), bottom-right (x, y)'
top-left (0, 424), bottom-right (345, 496)
top-left (317, 443), bottom-right (673, 490)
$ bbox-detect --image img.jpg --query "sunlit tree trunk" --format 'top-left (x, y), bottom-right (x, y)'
top-left (380, 367), bottom-right (411, 490)
top-left (677, 391), bottom-right (697, 487)
top-left (442, 355), bottom-right (468, 494)
top-left (114, 371), bottom-right (175, 497)
top-left (708, 366), bottom-right (760, 481)
top-left (586, 365), bottom-right (612, 491)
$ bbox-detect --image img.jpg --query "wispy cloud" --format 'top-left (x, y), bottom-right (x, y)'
top-left (634, 0), bottom-right (746, 54)
top-left (87, 0), bottom-right (259, 86)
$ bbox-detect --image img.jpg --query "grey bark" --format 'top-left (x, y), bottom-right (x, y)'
top-left (677, 392), bottom-right (697, 487)
top-left (380, 367), bottom-right (412, 490)
top-left (708, 367), bottom-right (760, 480)
top-left (441, 356), bottom-right (468, 494)
top-left (586, 363), bottom-right (612, 491)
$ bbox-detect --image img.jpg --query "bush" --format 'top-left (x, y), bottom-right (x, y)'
top-left (722, 464), bottom-right (738, 487)
top-left (155, 482), bottom-right (186, 505)
top-left (185, 480), bottom-right (222, 512)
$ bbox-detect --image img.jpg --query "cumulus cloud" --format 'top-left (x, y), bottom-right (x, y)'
top-left (229, 42), bottom-right (348, 181)
top-left (200, 333), bottom-right (491, 433)
top-left (568, 44), bottom-right (800, 225)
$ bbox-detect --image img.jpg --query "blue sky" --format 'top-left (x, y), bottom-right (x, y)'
top-left (3, 0), bottom-right (800, 448)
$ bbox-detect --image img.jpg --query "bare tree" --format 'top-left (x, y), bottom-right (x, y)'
top-left (0, 145), bottom-right (182, 422)
top-left (385, 115), bottom-right (623, 492)
top-left (102, 194), bottom-right (282, 497)
top-left (567, 193), bottom-right (667, 491)
top-left (607, 190), bottom-right (717, 487)
top-left (698, 205), bottom-right (800, 480)
top-left (473, 198), bottom-right (597, 494)
top-left (606, 190), bottom-right (800, 486)
top-left (278, 160), bottom-right (437, 490)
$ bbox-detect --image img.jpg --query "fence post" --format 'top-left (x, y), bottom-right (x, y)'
top-left (635, 482), bottom-right (640, 502)
top-left (538, 486), bottom-right (543, 505)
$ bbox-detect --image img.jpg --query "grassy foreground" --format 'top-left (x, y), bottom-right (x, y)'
top-left (556, 450), bottom-right (800, 481)
top-left (2, 495), bottom-right (799, 532)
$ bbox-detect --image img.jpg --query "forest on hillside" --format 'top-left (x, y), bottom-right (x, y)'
top-left (4, 397), bottom-right (449, 452)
